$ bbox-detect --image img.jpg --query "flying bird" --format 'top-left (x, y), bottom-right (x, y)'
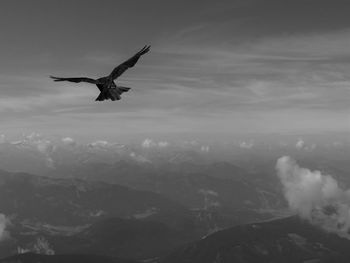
top-left (50, 45), bottom-right (150, 101)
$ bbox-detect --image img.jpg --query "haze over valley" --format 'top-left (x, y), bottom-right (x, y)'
top-left (0, 0), bottom-right (350, 262)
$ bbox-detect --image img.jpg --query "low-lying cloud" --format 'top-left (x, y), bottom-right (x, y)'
top-left (142, 138), bottom-right (170, 148)
top-left (276, 156), bottom-right (350, 236)
top-left (200, 145), bottom-right (210, 152)
top-left (61, 137), bottom-right (76, 147)
top-left (239, 141), bottom-right (254, 149)
top-left (0, 214), bottom-right (10, 241)
top-left (295, 139), bottom-right (305, 150)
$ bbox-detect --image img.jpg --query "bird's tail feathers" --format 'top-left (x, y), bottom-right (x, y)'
top-left (117, 86), bottom-right (131, 92)
top-left (95, 87), bottom-right (131, 101)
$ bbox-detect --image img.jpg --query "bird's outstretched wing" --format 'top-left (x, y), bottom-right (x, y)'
top-left (108, 45), bottom-right (150, 80)
top-left (50, 76), bottom-right (97, 84)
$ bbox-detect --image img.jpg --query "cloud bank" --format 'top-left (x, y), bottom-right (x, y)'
top-left (142, 138), bottom-right (170, 148)
top-left (276, 156), bottom-right (350, 236)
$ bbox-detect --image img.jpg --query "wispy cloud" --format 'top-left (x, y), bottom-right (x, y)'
top-left (0, 0), bottom-right (349, 137)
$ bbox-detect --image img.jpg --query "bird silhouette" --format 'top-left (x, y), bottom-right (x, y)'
top-left (50, 45), bottom-right (150, 101)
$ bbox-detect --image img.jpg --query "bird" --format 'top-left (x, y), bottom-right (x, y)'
top-left (50, 45), bottom-right (150, 101)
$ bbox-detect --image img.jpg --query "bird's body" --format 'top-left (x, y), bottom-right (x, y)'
top-left (50, 45), bottom-right (150, 101)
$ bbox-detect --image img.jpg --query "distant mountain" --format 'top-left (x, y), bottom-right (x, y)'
top-left (160, 216), bottom-right (350, 263)
top-left (0, 137), bottom-right (302, 225)
top-left (0, 170), bottom-right (191, 227)
top-left (49, 160), bottom-right (284, 226)
top-left (0, 253), bottom-right (138, 263)
top-left (0, 169), bottom-right (232, 259)
top-left (46, 156), bottom-right (286, 234)
top-left (0, 139), bottom-right (284, 222)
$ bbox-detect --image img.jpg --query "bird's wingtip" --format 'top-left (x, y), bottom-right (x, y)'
top-left (139, 45), bottom-right (151, 54)
top-left (50, 76), bottom-right (64, 82)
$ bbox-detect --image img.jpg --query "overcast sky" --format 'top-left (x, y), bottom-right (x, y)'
top-left (0, 0), bottom-right (349, 141)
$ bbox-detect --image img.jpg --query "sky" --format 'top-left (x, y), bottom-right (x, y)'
top-left (0, 0), bottom-right (350, 141)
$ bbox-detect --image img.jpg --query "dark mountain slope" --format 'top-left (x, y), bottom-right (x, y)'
top-left (0, 170), bottom-right (191, 228)
top-left (0, 253), bottom-right (138, 263)
top-left (47, 217), bottom-right (194, 260)
top-left (160, 216), bottom-right (350, 263)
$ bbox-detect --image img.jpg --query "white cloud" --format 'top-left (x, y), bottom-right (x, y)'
top-left (183, 140), bottom-right (199, 146)
top-left (200, 145), bottom-right (210, 152)
top-left (276, 156), bottom-right (350, 236)
top-left (18, 237), bottom-right (55, 255)
top-left (142, 138), bottom-right (169, 148)
top-left (239, 141), bottom-right (254, 149)
top-left (142, 138), bottom-right (156, 148)
top-left (37, 141), bottom-right (55, 169)
top-left (1, 11), bottom-right (350, 138)
top-left (198, 189), bottom-right (220, 210)
top-left (130, 152), bottom-right (151, 163)
top-left (158, 141), bottom-right (169, 147)
top-left (250, 29), bottom-right (350, 59)
top-left (45, 157), bottom-right (55, 169)
top-left (61, 137), bottom-right (76, 146)
top-left (0, 214), bottom-right (11, 241)
top-left (88, 140), bottom-right (110, 149)
top-left (199, 189), bottom-right (219, 197)
top-left (0, 84), bottom-right (94, 113)
top-left (36, 140), bottom-right (53, 154)
top-left (0, 134), bottom-right (5, 144)
top-left (295, 138), bottom-right (316, 151)
top-left (10, 133), bottom-right (56, 169)
top-left (295, 138), bottom-right (305, 150)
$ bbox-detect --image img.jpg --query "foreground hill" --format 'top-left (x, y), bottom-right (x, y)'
top-left (41, 217), bottom-right (195, 260)
top-left (160, 216), bottom-right (350, 263)
top-left (0, 253), bottom-right (138, 263)
top-left (0, 170), bottom-right (198, 258)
